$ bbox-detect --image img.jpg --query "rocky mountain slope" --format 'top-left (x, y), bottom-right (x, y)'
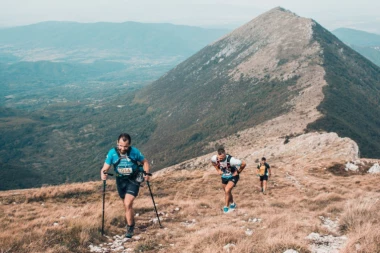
top-left (135, 7), bottom-right (380, 168)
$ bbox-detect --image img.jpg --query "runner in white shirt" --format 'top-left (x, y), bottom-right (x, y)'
top-left (211, 147), bottom-right (246, 213)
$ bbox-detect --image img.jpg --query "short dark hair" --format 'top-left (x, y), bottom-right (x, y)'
top-left (118, 133), bottom-right (131, 144)
top-left (217, 147), bottom-right (226, 155)
top-left (261, 157), bottom-right (266, 161)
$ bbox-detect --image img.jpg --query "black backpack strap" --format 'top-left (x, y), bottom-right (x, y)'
top-left (226, 154), bottom-right (232, 168)
top-left (114, 147), bottom-right (121, 168)
top-left (227, 154), bottom-right (238, 172)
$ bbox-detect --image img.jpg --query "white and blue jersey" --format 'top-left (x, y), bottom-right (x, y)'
top-left (105, 147), bottom-right (145, 176)
top-left (211, 155), bottom-right (242, 179)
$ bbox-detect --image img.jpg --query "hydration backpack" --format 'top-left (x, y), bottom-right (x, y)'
top-left (113, 147), bottom-right (144, 181)
top-left (216, 154), bottom-right (237, 173)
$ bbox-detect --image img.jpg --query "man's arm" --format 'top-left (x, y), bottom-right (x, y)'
top-left (100, 163), bottom-right (111, 180)
top-left (142, 158), bottom-right (150, 181)
top-left (268, 164), bottom-right (272, 177)
top-left (238, 161), bottom-right (246, 173)
top-left (212, 162), bottom-right (223, 175)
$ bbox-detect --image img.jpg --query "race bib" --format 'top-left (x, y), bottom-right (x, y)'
top-left (118, 167), bottom-right (133, 175)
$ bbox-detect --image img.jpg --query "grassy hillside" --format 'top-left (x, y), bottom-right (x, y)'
top-left (308, 24), bottom-right (380, 158)
top-left (1, 158), bottom-right (379, 252)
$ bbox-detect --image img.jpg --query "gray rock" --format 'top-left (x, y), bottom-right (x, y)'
top-left (345, 162), bottom-right (358, 171)
top-left (245, 229), bottom-right (254, 236)
top-left (306, 232), bottom-right (347, 253)
top-left (223, 243), bottom-right (236, 252)
top-left (283, 250), bottom-right (299, 253)
top-left (368, 163), bottom-right (380, 174)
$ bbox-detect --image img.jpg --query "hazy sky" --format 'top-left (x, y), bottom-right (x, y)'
top-left (1, 0), bottom-right (379, 32)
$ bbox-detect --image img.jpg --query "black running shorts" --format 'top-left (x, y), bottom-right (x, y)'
top-left (221, 175), bottom-right (240, 186)
top-left (116, 176), bottom-right (140, 198)
top-left (260, 175), bottom-right (268, 181)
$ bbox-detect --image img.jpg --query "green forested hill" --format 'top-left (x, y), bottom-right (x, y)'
top-left (332, 28), bottom-right (380, 66)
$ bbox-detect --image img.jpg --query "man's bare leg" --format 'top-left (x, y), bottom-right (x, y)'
top-left (224, 181), bottom-right (235, 207)
top-left (123, 194), bottom-right (135, 226)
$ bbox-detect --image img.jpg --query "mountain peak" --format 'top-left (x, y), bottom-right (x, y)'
top-left (138, 7), bottom-right (380, 168)
top-left (229, 6), bottom-right (310, 41)
top-left (211, 6), bottom-right (315, 81)
top-left (269, 6), bottom-right (295, 13)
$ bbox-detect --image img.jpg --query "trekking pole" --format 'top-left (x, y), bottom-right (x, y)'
top-left (144, 171), bottom-right (163, 228)
top-left (101, 172), bottom-right (113, 236)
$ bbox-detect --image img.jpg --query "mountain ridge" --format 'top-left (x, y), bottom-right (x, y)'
top-left (135, 7), bottom-right (329, 167)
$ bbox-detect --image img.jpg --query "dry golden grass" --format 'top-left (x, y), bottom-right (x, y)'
top-left (1, 162), bottom-right (379, 253)
top-left (340, 197), bottom-right (380, 253)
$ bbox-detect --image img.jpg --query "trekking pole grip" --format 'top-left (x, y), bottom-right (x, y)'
top-left (103, 171), bottom-right (114, 176)
top-left (143, 171), bottom-right (152, 176)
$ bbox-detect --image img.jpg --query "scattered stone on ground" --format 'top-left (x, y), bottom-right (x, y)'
top-left (283, 250), bottom-right (299, 253)
top-left (248, 217), bottom-right (262, 223)
top-left (319, 216), bottom-right (339, 233)
top-left (223, 243), bottom-right (236, 252)
top-left (306, 232), bottom-right (347, 253)
top-left (180, 219), bottom-right (196, 227)
top-left (345, 162), bottom-right (358, 172)
top-left (89, 235), bottom-right (132, 253)
top-left (368, 162), bottom-right (380, 174)
top-left (245, 228), bottom-right (254, 236)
